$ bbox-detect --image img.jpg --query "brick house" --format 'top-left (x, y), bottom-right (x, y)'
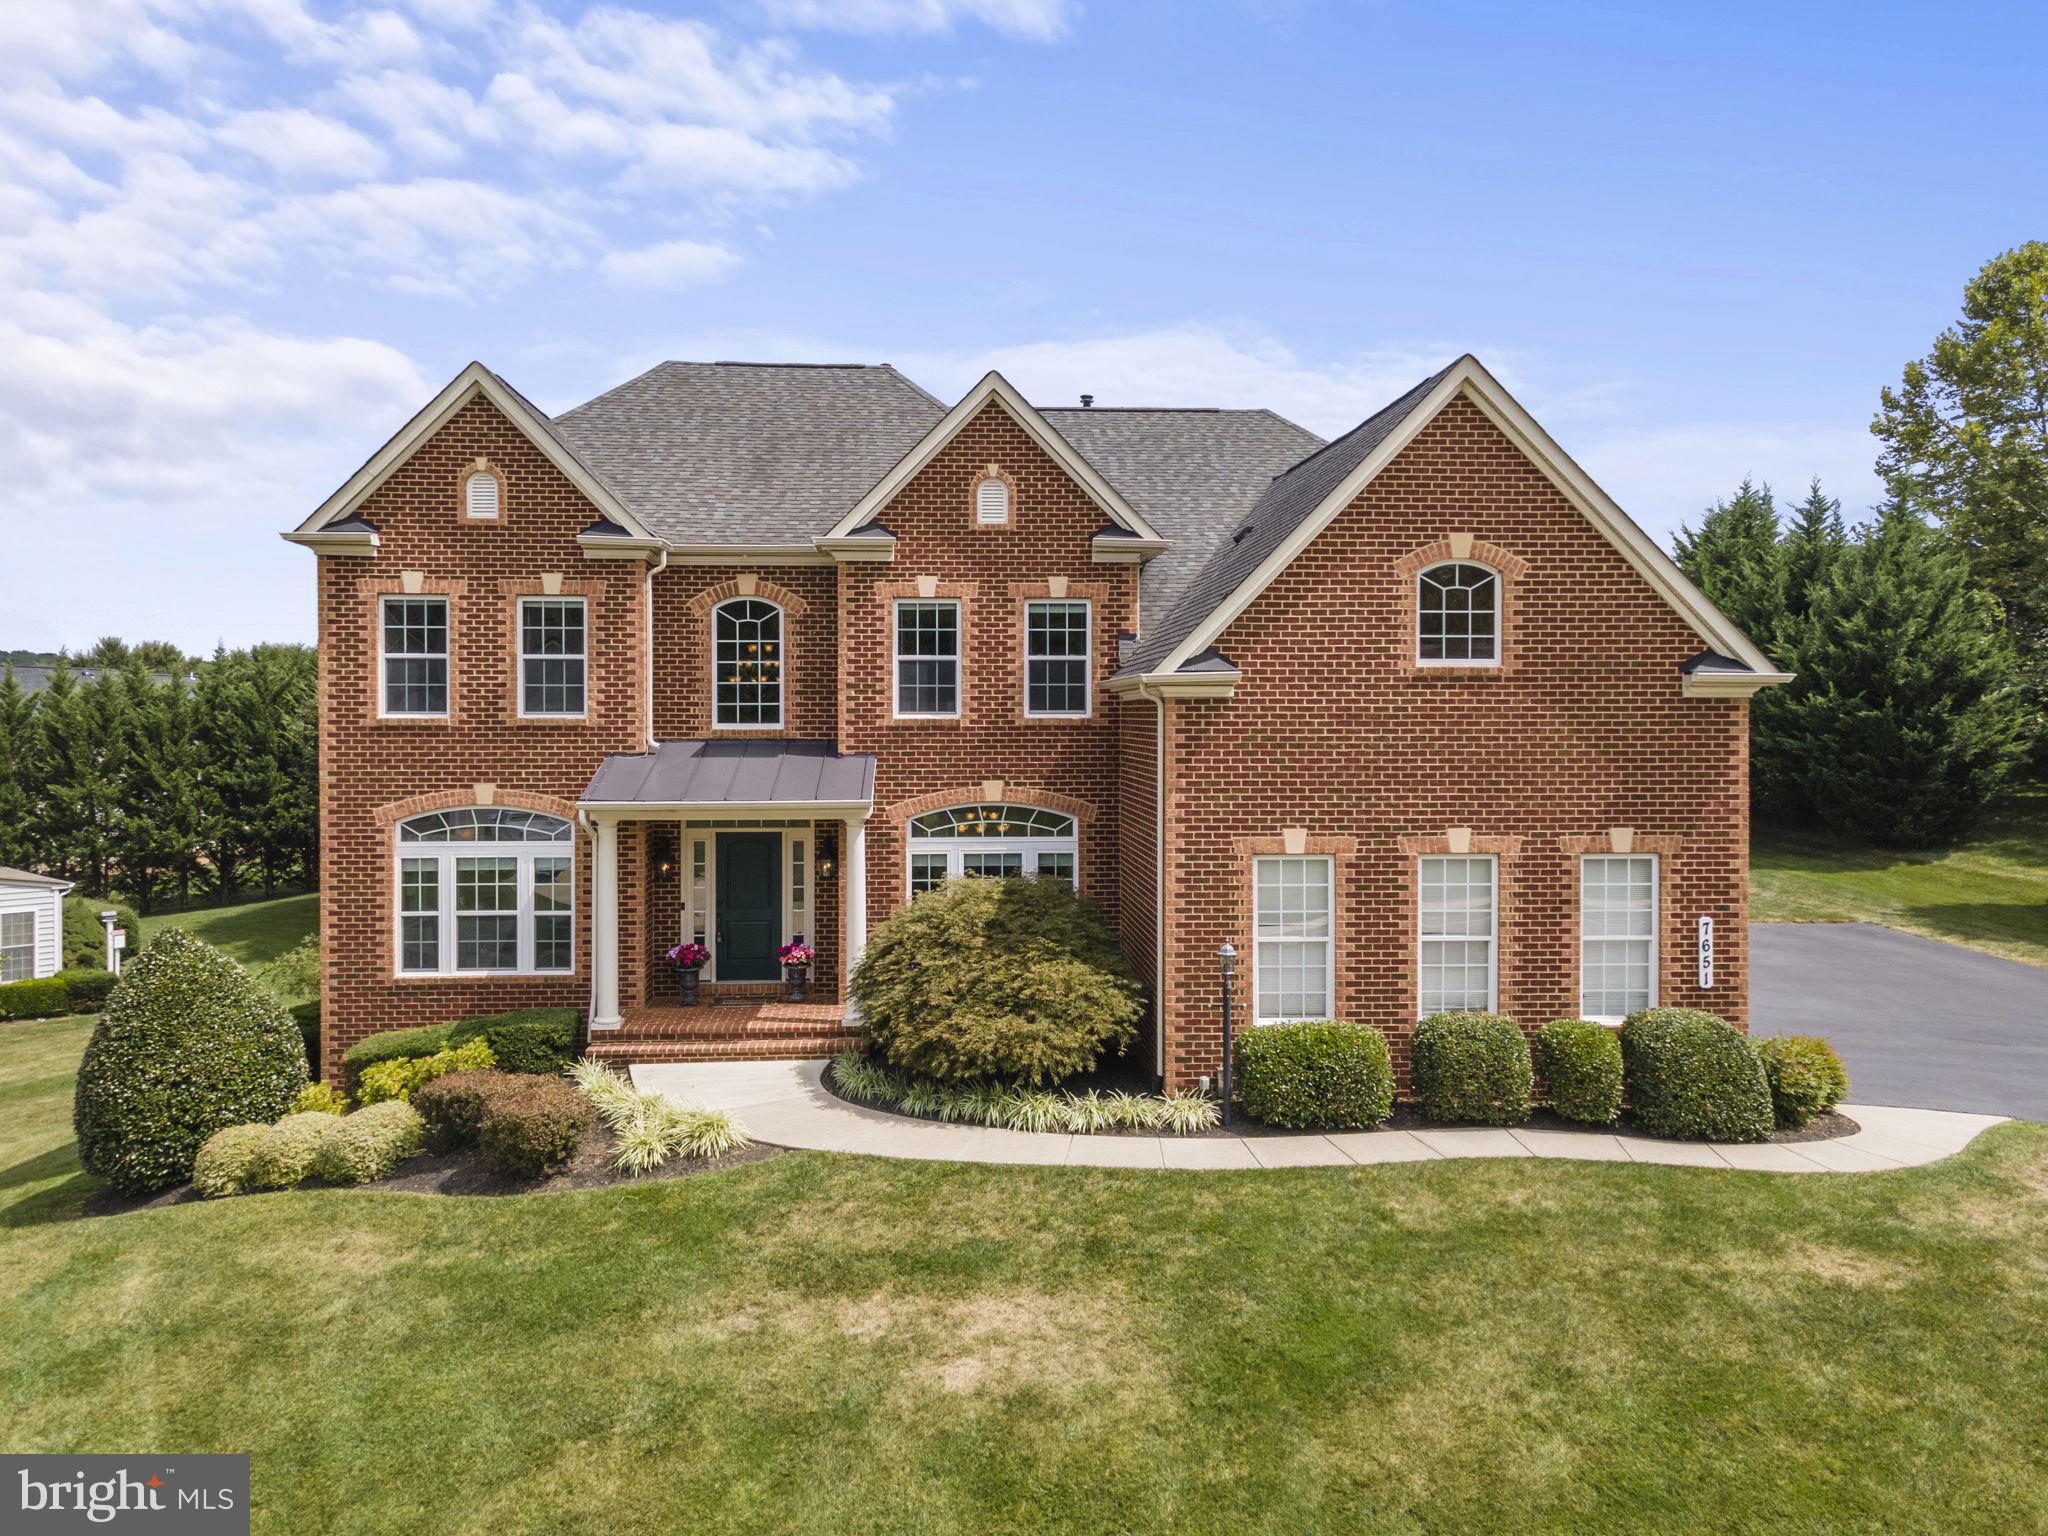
top-left (286, 354), bottom-right (1786, 1090)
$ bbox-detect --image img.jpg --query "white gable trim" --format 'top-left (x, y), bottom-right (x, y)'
top-left (1154, 355), bottom-right (1779, 679)
top-left (824, 371), bottom-right (1166, 546)
top-left (288, 362), bottom-right (657, 544)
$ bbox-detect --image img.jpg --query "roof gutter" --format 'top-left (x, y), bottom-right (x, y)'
top-left (576, 799), bottom-right (877, 818)
top-left (1104, 667), bottom-right (1239, 701)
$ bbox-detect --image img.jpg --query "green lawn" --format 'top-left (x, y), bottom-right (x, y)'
top-left (1753, 780), bottom-right (2048, 968)
top-left (4, 1019), bottom-right (2046, 1533)
top-left (138, 891), bottom-right (318, 971)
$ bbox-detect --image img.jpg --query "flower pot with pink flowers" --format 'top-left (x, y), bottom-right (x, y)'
top-left (666, 941), bottom-right (709, 1005)
top-left (778, 938), bottom-right (815, 1002)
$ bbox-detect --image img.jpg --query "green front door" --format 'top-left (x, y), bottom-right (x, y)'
top-left (716, 833), bottom-right (781, 981)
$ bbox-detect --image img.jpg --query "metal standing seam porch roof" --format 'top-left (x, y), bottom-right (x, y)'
top-left (580, 739), bottom-right (877, 811)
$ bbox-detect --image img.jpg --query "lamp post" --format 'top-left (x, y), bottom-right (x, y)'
top-left (1218, 942), bottom-right (1237, 1127)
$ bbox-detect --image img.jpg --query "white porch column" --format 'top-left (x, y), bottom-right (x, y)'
top-left (843, 814), bottom-right (868, 1019)
top-left (591, 815), bottom-right (622, 1031)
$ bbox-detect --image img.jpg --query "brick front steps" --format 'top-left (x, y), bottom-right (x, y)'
top-left (584, 1001), bottom-right (860, 1065)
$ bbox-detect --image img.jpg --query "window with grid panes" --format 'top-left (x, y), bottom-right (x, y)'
top-left (1253, 856), bottom-right (1333, 1021)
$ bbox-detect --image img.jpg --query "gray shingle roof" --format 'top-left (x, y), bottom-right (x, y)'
top-left (1117, 363), bottom-right (1456, 676)
top-left (582, 738), bottom-right (876, 807)
top-left (1039, 407), bottom-right (1325, 629)
top-left (0, 865), bottom-right (71, 888)
top-left (551, 362), bottom-right (944, 544)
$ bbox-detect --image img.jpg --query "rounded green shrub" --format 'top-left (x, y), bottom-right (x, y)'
top-left (1411, 1012), bottom-right (1533, 1125)
top-left (313, 1102), bottom-right (425, 1185)
top-left (852, 875), bottom-right (1144, 1085)
top-left (477, 1078), bottom-right (595, 1180)
top-left (1233, 1021), bottom-right (1394, 1129)
top-left (447, 1008), bottom-right (579, 1075)
top-left (73, 928), bottom-right (309, 1195)
top-left (290, 1081), bottom-right (348, 1116)
top-left (244, 1112), bottom-right (336, 1190)
top-left (1620, 1008), bottom-right (1773, 1142)
top-left (1535, 1019), bottom-right (1624, 1125)
top-left (413, 1068), bottom-right (525, 1152)
top-left (191, 1123), bottom-right (270, 1198)
top-left (1754, 1035), bottom-right (1850, 1129)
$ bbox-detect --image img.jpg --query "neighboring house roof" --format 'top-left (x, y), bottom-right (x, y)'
top-left (1039, 407), bottom-right (1325, 629)
top-left (6, 665), bottom-right (186, 695)
top-left (552, 363), bottom-right (945, 547)
top-left (0, 866), bottom-right (72, 889)
top-left (581, 738), bottom-right (876, 810)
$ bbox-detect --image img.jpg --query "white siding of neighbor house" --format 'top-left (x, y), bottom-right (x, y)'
top-left (0, 880), bottom-right (67, 980)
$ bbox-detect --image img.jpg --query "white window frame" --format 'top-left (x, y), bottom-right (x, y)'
top-left (905, 804), bottom-right (1077, 895)
top-left (1252, 855), bottom-right (1335, 1024)
top-left (517, 596), bottom-right (587, 719)
top-left (711, 597), bottom-right (785, 730)
top-left (465, 469), bottom-right (500, 520)
top-left (1416, 561), bottom-right (1501, 668)
top-left (1417, 854), bottom-right (1498, 1016)
top-left (0, 910), bottom-right (34, 984)
top-left (379, 595), bottom-right (450, 718)
top-left (393, 810), bottom-right (575, 978)
top-left (893, 598), bottom-right (962, 719)
top-left (1579, 854), bottom-right (1659, 1024)
top-left (975, 475), bottom-right (1010, 525)
top-left (1023, 598), bottom-right (1092, 718)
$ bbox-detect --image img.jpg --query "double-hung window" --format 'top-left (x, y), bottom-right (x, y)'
top-left (1025, 600), bottom-right (1090, 716)
top-left (1580, 855), bottom-right (1657, 1022)
top-left (519, 598), bottom-right (586, 717)
top-left (382, 596), bottom-right (448, 716)
top-left (1418, 855), bottom-right (1496, 1015)
top-left (0, 911), bottom-right (34, 983)
top-left (894, 599), bottom-right (960, 716)
top-left (396, 807), bottom-right (574, 976)
top-left (1253, 856), bottom-right (1333, 1022)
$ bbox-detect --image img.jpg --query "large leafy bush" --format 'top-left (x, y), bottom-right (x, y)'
top-left (1535, 1019), bottom-right (1624, 1125)
top-left (852, 875), bottom-right (1144, 1084)
top-left (1754, 1035), bottom-right (1851, 1129)
top-left (1620, 1008), bottom-right (1773, 1142)
top-left (447, 1007), bottom-right (579, 1075)
top-left (477, 1078), bottom-right (594, 1180)
top-left (1411, 1012), bottom-right (1532, 1126)
top-left (73, 928), bottom-right (307, 1195)
top-left (1233, 1021), bottom-right (1394, 1129)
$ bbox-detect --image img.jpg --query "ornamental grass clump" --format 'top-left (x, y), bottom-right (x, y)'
top-left (1411, 1012), bottom-right (1533, 1125)
top-left (565, 1058), bottom-right (749, 1174)
top-left (1535, 1019), bottom-right (1624, 1125)
top-left (851, 874), bottom-right (1144, 1085)
top-left (1620, 1008), bottom-right (1773, 1142)
top-left (1232, 1021), bottom-right (1395, 1130)
top-left (825, 1050), bottom-right (1217, 1136)
top-left (312, 1101), bottom-right (425, 1185)
top-left (73, 928), bottom-right (308, 1195)
top-left (1754, 1035), bottom-right (1851, 1129)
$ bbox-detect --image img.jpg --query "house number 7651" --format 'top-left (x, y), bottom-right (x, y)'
top-left (1697, 915), bottom-right (1714, 989)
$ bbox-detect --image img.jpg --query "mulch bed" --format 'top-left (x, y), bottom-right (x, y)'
top-left (821, 1062), bottom-right (1860, 1145)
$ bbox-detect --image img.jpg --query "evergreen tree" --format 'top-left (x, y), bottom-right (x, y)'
top-left (195, 645), bottom-right (317, 897)
top-left (0, 667), bottom-right (37, 870)
top-left (1674, 478), bottom-right (1783, 644)
top-left (33, 663), bottom-right (127, 890)
top-left (1777, 479), bottom-right (1848, 626)
top-left (1777, 505), bottom-right (2028, 844)
top-left (115, 662), bottom-right (208, 913)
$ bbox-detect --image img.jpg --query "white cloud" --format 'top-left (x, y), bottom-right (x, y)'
top-left (216, 107), bottom-right (391, 180)
top-left (757, 0), bottom-right (1074, 40)
top-left (600, 238), bottom-right (741, 291)
top-left (624, 124), bottom-right (859, 196)
top-left (266, 177), bottom-right (593, 295)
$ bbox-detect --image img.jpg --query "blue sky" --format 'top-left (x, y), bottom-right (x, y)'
top-left (4, 0), bottom-right (2040, 653)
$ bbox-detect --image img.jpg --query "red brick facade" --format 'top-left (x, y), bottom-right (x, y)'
top-left (311, 384), bottom-right (1751, 1095)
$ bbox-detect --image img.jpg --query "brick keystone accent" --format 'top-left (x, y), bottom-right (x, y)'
top-left (685, 577), bottom-right (811, 621)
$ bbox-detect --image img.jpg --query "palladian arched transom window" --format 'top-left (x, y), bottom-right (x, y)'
top-left (396, 808), bottom-right (573, 975)
top-left (906, 803), bottom-right (1077, 895)
top-left (714, 598), bottom-right (783, 728)
top-left (1417, 561), bottom-right (1499, 665)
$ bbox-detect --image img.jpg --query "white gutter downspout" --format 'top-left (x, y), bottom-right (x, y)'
top-left (643, 546), bottom-right (669, 752)
top-left (1137, 682), bottom-right (1167, 1082)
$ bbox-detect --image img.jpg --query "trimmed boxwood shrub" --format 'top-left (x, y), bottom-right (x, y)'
top-left (478, 1078), bottom-right (595, 1180)
top-left (313, 1101), bottom-right (425, 1185)
top-left (1535, 1019), bottom-right (1624, 1125)
top-left (192, 1123), bottom-right (270, 1198)
top-left (1621, 1008), bottom-right (1774, 1142)
top-left (0, 976), bottom-right (70, 1020)
top-left (245, 1112), bottom-right (336, 1190)
top-left (1233, 1021), bottom-right (1394, 1129)
top-left (73, 928), bottom-right (308, 1195)
top-left (62, 894), bottom-right (139, 972)
top-left (56, 967), bottom-right (118, 1012)
top-left (341, 1021), bottom-right (458, 1097)
top-left (853, 874), bottom-right (1145, 1084)
top-left (413, 1068), bottom-right (527, 1152)
top-left (1411, 1011), bottom-right (1533, 1125)
top-left (447, 1008), bottom-right (579, 1075)
top-left (1755, 1035), bottom-right (1850, 1129)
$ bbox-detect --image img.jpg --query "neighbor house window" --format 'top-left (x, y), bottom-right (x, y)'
top-left (894, 600), bottom-right (960, 716)
top-left (382, 596), bottom-right (449, 716)
top-left (1025, 600), bottom-right (1091, 716)
top-left (714, 598), bottom-right (783, 727)
top-left (1253, 856), bottom-right (1333, 1023)
top-left (1417, 562), bottom-right (1499, 665)
top-left (465, 469), bottom-right (500, 520)
top-left (907, 804), bottom-right (1076, 891)
top-left (1418, 855), bottom-right (1496, 1015)
top-left (519, 598), bottom-right (586, 717)
top-left (395, 807), bottom-right (574, 975)
top-left (0, 911), bottom-right (33, 983)
top-left (1580, 855), bottom-right (1657, 1022)
top-left (975, 474), bottom-right (1010, 525)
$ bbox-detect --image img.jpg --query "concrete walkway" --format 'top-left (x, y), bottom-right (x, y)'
top-left (632, 1060), bottom-right (2006, 1174)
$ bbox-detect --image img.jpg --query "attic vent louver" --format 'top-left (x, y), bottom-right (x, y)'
top-left (466, 470), bottom-right (500, 520)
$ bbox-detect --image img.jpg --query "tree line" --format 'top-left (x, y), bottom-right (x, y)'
top-left (0, 645), bottom-right (317, 912)
top-left (1674, 241), bottom-right (2048, 847)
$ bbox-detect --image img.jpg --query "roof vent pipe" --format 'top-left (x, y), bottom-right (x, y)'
top-left (1080, 394), bottom-right (1093, 408)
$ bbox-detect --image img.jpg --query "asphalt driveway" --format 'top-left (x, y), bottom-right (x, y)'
top-left (1751, 923), bottom-right (2048, 1120)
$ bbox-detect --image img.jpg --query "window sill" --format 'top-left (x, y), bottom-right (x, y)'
top-left (392, 971), bottom-right (578, 982)
top-left (371, 714), bottom-right (454, 727)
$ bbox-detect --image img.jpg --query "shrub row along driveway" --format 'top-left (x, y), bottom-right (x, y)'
top-left (1751, 922), bottom-right (2048, 1120)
